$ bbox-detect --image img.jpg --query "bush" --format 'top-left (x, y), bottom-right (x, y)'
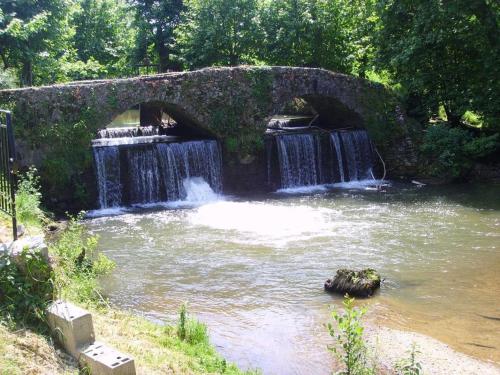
top-left (51, 214), bottom-right (115, 306)
top-left (327, 296), bottom-right (375, 375)
top-left (394, 344), bottom-right (423, 375)
top-left (0, 247), bottom-right (53, 327)
top-left (177, 303), bottom-right (209, 345)
top-left (421, 124), bottom-right (499, 178)
top-left (15, 167), bottom-right (46, 228)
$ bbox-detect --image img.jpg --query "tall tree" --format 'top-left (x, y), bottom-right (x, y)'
top-left (0, 0), bottom-right (69, 86)
top-left (377, 0), bottom-right (500, 128)
top-left (175, 0), bottom-right (261, 69)
top-left (72, 0), bottom-right (135, 77)
top-left (130, 0), bottom-right (184, 72)
top-left (258, 0), bottom-right (360, 74)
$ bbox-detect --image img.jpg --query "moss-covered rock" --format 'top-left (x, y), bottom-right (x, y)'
top-left (324, 268), bottom-right (381, 298)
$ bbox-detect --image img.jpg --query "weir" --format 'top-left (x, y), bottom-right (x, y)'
top-left (268, 126), bottom-right (375, 189)
top-left (92, 129), bottom-right (222, 208)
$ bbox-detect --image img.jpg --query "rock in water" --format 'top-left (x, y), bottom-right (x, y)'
top-left (324, 269), bottom-right (381, 297)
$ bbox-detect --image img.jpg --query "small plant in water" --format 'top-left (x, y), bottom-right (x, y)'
top-left (394, 343), bottom-right (423, 375)
top-left (327, 295), bottom-right (374, 375)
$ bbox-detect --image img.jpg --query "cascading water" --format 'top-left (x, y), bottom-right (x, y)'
top-left (93, 135), bottom-right (222, 208)
top-left (94, 146), bottom-right (122, 208)
top-left (272, 128), bottom-right (375, 189)
top-left (276, 134), bottom-right (320, 188)
top-left (97, 126), bottom-right (160, 139)
top-left (330, 132), bottom-right (345, 182)
top-left (333, 129), bottom-right (374, 181)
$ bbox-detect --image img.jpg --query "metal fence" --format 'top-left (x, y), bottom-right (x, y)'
top-left (0, 110), bottom-right (17, 240)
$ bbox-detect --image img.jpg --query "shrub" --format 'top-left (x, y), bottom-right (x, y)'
top-left (0, 247), bottom-right (53, 327)
top-left (421, 124), bottom-right (499, 178)
top-left (177, 303), bottom-right (209, 345)
top-left (327, 296), bottom-right (374, 375)
top-left (51, 214), bottom-right (115, 306)
top-left (15, 167), bottom-right (46, 228)
top-left (394, 343), bottom-right (423, 375)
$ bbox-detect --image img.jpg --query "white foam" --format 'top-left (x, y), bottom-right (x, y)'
top-left (183, 177), bottom-right (220, 203)
top-left (188, 201), bottom-right (334, 240)
top-left (86, 207), bottom-right (129, 218)
top-left (276, 184), bottom-right (329, 194)
top-left (330, 179), bottom-right (389, 189)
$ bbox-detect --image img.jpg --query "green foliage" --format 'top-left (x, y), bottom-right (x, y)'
top-left (51, 214), bottom-right (115, 306)
top-left (258, 0), bottom-right (370, 73)
top-left (376, 0), bottom-right (500, 128)
top-left (177, 303), bottom-right (209, 345)
top-left (130, 0), bottom-right (184, 72)
top-left (0, 68), bottom-right (18, 89)
top-left (72, 0), bottom-right (134, 72)
top-left (15, 167), bottom-right (45, 228)
top-left (327, 296), bottom-right (374, 375)
top-left (421, 124), bottom-right (499, 178)
top-left (0, 247), bottom-right (53, 327)
top-left (394, 343), bottom-right (423, 375)
top-left (176, 0), bottom-right (262, 69)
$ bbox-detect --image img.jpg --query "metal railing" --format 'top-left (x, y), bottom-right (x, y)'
top-left (0, 110), bottom-right (17, 240)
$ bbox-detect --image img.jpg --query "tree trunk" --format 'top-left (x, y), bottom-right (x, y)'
top-left (444, 106), bottom-right (462, 127)
top-left (155, 25), bottom-right (170, 73)
top-left (20, 59), bottom-right (33, 87)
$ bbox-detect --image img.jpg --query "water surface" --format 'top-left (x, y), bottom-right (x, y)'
top-left (86, 183), bottom-right (500, 374)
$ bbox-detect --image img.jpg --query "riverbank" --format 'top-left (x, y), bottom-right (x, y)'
top-left (0, 302), bottom-right (255, 375)
top-left (366, 325), bottom-right (500, 375)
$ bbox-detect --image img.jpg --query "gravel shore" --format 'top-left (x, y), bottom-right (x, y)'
top-left (366, 325), bottom-right (500, 375)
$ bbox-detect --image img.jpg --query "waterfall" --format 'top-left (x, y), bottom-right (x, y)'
top-left (156, 140), bottom-right (222, 202)
top-left (330, 132), bottom-right (345, 182)
top-left (97, 126), bottom-right (160, 139)
top-left (272, 129), bottom-right (375, 190)
top-left (93, 147), bottom-right (122, 208)
top-left (127, 147), bottom-right (162, 204)
top-left (331, 129), bottom-right (374, 182)
top-left (93, 139), bottom-right (222, 208)
top-left (276, 134), bottom-right (320, 188)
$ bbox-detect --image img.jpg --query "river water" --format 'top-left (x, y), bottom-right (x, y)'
top-left (86, 183), bottom-right (500, 374)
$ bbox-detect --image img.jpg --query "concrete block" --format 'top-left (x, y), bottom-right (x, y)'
top-left (47, 300), bottom-right (95, 358)
top-left (80, 342), bottom-right (136, 375)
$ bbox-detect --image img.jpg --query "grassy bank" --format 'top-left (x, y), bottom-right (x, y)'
top-left (0, 304), bottom-right (253, 375)
top-left (0, 169), bottom-right (255, 375)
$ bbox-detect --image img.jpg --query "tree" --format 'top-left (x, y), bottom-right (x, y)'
top-left (376, 0), bottom-right (500, 129)
top-left (130, 0), bottom-right (184, 72)
top-left (175, 0), bottom-right (261, 69)
top-left (72, 0), bottom-right (135, 76)
top-left (258, 0), bottom-right (371, 74)
top-left (0, 0), bottom-right (70, 86)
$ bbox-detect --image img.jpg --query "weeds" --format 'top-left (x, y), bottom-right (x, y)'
top-left (0, 247), bottom-right (53, 327)
top-left (15, 167), bottom-right (46, 228)
top-left (177, 303), bottom-right (209, 345)
top-left (395, 343), bottom-right (423, 375)
top-left (50, 213), bottom-right (115, 306)
top-left (327, 295), bottom-right (374, 375)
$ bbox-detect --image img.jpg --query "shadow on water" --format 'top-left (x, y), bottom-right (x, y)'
top-left (325, 182), bottom-right (500, 211)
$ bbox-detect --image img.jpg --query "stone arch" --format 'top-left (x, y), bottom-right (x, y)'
top-left (266, 93), bottom-right (366, 131)
top-left (101, 99), bottom-right (217, 139)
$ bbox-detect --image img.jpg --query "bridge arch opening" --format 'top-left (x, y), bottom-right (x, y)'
top-left (264, 96), bottom-right (377, 190)
top-left (99, 101), bottom-right (215, 140)
top-left (267, 95), bottom-right (365, 133)
top-left (91, 101), bottom-right (222, 209)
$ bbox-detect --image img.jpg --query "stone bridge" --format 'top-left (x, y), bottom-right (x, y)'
top-left (0, 66), bottom-right (418, 209)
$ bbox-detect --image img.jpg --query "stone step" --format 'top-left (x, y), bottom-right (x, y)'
top-left (80, 341), bottom-right (136, 375)
top-left (47, 300), bottom-right (95, 358)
